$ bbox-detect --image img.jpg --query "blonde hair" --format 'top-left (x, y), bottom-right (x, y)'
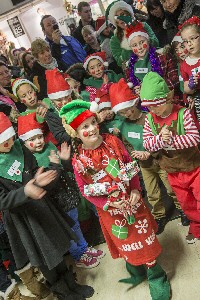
top-left (31, 38), bottom-right (50, 59)
top-left (81, 25), bottom-right (95, 36)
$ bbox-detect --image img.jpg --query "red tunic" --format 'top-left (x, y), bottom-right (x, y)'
top-left (73, 134), bottom-right (162, 265)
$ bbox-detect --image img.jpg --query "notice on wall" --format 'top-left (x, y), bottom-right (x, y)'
top-left (7, 16), bottom-right (25, 38)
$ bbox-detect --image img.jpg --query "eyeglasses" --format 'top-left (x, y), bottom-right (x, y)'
top-left (183, 35), bottom-right (200, 45)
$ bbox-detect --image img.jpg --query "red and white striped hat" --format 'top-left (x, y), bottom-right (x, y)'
top-left (83, 51), bottom-right (108, 70)
top-left (46, 68), bottom-right (72, 100)
top-left (0, 113), bottom-right (15, 144)
top-left (18, 112), bottom-right (43, 141)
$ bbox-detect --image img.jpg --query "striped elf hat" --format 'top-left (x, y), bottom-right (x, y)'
top-left (140, 72), bottom-right (170, 107)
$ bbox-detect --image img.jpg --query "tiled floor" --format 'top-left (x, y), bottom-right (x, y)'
top-left (75, 218), bottom-right (200, 300)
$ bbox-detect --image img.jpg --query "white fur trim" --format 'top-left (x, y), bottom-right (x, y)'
top-left (19, 129), bottom-right (43, 141)
top-left (97, 22), bottom-right (110, 36)
top-left (128, 32), bottom-right (149, 44)
top-left (5, 279), bottom-right (17, 299)
top-left (12, 79), bottom-right (37, 98)
top-left (104, 62), bottom-right (109, 67)
top-left (99, 102), bottom-right (112, 111)
top-left (127, 82), bottom-right (133, 88)
top-left (108, 1), bottom-right (134, 25)
top-left (185, 56), bottom-right (200, 66)
top-left (48, 88), bottom-right (72, 100)
top-left (113, 98), bottom-right (139, 113)
top-left (90, 101), bottom-right (99, 113)
top-left (83, 56), bottom-right (105, 69)
top-left (15, 263), bottom-right (32, 275)
top-left (95, 97), bottom-right (100, 103)
top-left (172, 36), bottom-right (183, 44)
top-left (0, 126), bottom-right (15, 144)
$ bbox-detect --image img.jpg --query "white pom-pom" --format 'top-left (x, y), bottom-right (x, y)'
top-left (127, 82), bottom-right (133, 88)
top-left (95, 97), bottom-right (100, 103)
top-left (90, 101), bottom-right (99, 113)
top-left (104, 62), bottom-right (109, 67)
top-left (125, 61), bottom-right (129, 67)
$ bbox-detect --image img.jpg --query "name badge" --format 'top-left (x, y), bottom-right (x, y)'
top-left (179, 75), bottom-right (183, 82)
top-left (7, 160), bottom-right (21, 176)
top-left (128, 132), bottom-right (140, 139)
top-left (135, 68), bottom-right (148, 74)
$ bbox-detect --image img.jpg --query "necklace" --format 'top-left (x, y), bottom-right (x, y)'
top-left (129, 46), bottom-right (164, 86)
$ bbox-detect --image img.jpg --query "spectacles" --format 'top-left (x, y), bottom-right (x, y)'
top-left (183, 35), bottom-right (200, 44)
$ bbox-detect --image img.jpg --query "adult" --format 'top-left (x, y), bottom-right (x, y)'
top-left (40, 15), bottom-right (86, 70)
top-left (21, 52), bottom-right (36, 80)
top-left (146, 0), bottom-right (169, 47)
top-left (0, 62), bottom-right (25, 114)
top-left (106, 0), bottom-right (159, 68)
top-left (160, 0), bottom-right (200, 43)
top-left (82, 25), bottom-right (101, 55)
top-left (72, 2), bottom-right (96, 46)
top-left (30, 38), bottom-right (65, 100)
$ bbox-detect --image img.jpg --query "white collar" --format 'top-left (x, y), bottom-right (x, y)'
top-left (185, 56), bottom-right (200, 66)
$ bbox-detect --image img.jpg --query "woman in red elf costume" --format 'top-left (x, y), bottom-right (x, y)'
top-left (60, 99), bottom-right (171, 300)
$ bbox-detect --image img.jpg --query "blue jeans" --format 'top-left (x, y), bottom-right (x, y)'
top-left (67, 208), bottom-right (88, 261)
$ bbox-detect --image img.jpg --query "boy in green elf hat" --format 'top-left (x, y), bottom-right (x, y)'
top-left (141, 71), bottom-right (200, 244)
top-left (109, 77), bottom-right (189, 233)
top-left (59, 99), bottom-right (171, 300)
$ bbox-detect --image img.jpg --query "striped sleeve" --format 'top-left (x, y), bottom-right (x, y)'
top-left (170, 109), bottom-right (200, 149)
top-left (143, 115), bottom-right (166, 152)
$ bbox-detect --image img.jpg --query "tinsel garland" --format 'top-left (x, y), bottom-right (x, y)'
top-left (129, 46), bottom-right (164, 87)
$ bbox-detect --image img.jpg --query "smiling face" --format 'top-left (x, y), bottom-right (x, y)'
top-left (25, 54), bottom-right (36, 70)
top-left (42, 16), bottom-right (58, 39)
top-left (130, 35), bottom-right (150, 59)
top-left (87, 59), bottom-right (105, 79)
top-left (160, 0), bottom-right (181, 13)
top-left (24, 134), bottom-right (45, 153)
top-left (76, 116), bottom-right (100, 148)
top-left (174, 42), bottom-right (188, 61)
top-left (17, 83), bottom-right (38, 109)
top-left (0, 136), bottom-right (15, 153)
top-left (83, 29), bottom-right (97, 45)
top-left (37, 46), bottom-right (53, 65)
top-left (181, 26), bottom-right (200, 58)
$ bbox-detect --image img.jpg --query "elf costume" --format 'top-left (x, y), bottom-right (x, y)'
top-left (0, 112), bottom-right (94, 300)
top-left (60, 100), bottom-right (171, 300)
top-left (118, 16), bottom-right (179, 95)
top-left (82, 51), bottom-right (123, 102)
top-left (106, 0), bottom-right (159, 68)
top-left (109, 78), bottom-right (186, 232)
top-left (141, 72), bottom-right (200, 242)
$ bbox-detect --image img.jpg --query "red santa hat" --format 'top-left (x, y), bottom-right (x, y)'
top-left (171, 31), bottom-right (183, 44)
top-left (83, 51), bottom-right (108, 70)
top-left (126, 21), bottom-right (149, 45)
top-left (95, 87), bottom-right (111, 111)
top-left (109, 79), bottom-right (139, 113)
top-left (96, 16), bottom-right (110, 36)
top-left (0, 113), bottom-right (15, 144)
top-left (18, 112), bottom-right (43, 141)
top-left (46, 68), bottom-right (72, 100)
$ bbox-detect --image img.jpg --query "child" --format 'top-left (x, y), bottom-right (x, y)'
top-left (118, 16), bottom-right (179, 97)
top-left (18, 112), bottom-right (105, 269)
top-left (141, 71), bottom-right (200, 244)
top-left (0, 112), bottom-right (94, 299)
top-left (180, 16), bottom-right (200, 122)
top-left (109, 78), bottom-right (189, 233)
top-left (59, 99), bottom-right (171, 300)
top-left (82, 51), bottom-right (123, 103)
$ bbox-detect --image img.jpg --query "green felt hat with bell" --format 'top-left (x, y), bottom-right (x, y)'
top-left (140, 72), bottom-right (170, 107)
top-left (105, 0), bottom-right (134, 26)
top-left (60, 99), bottom-right (98, 137)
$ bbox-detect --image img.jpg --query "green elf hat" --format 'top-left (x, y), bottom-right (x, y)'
top-left (105, 0), bottom-right (134, 26)
top-left (140, 72), bottom-right (170, 107)
top-left (60, 99), bottom-right (99, 137)
top-left (11, 78), bottom-right (38, 98)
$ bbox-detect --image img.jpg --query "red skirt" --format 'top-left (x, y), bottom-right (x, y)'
top-left (97, 199), bottom-right (162, 266)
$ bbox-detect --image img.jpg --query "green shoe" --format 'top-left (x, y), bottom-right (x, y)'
top-left (119, 262), bottom-right (146, 286)
top-left (147, 264), bottom-right (171, 300)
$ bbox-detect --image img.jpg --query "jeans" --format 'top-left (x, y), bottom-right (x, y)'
top-left (67, 208), bottom-right (88, 261)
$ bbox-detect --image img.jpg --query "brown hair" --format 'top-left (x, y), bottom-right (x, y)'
top-left (78, 2), bottom-right (90, 13)
top-left (116, 11), bottom-right (132, 42)
top-left (81, 25), bottom-right (95, 36)
top-left (31, 39), bottom-right (50, 59)
top-left (180, 23), bottom-right (200, 35)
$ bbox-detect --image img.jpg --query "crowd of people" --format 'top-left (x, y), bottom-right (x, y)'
top-left (0, 0), bottom-right (200, 299)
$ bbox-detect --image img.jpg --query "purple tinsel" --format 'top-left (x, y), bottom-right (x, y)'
top-left (129, 46), bottom-right (164, 87)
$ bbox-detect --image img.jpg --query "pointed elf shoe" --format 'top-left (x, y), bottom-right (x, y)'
top-left (147, 263), bottom-right (171, 300)
top-left (119, 262), bottom-right (146, 286)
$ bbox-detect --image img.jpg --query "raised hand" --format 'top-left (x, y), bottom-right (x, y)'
top-left (24, 179), bottom-right (47, 200)
top-left (49, 150), bottom-right (60, 164)
top-left (34, 166), bottom-right (58, 187)
top-left (57, 142), bottom-right (71, 161)
top-left (52, 29), bottom-right (62, 44)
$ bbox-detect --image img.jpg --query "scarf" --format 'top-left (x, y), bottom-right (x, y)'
top-left (38, 57), bottom-right (58, 70)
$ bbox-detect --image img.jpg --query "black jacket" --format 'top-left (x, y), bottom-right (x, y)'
top-left (72, 19), bottom-right (96, 46)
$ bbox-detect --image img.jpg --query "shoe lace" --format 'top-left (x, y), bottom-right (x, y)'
top-left (87, 247), bottom-right (98, 254)
top-left (80, 253), bottom-right (94, 262)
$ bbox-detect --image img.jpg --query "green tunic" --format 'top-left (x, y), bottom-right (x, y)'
top-left (100, 114), bottom-right (125, 134)
top-left (34, 142), bottom-right (58, 168)
top-left (134, 53), bottom-right (152, 82)
top-left (178, 62), bottom-right (184, 93)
